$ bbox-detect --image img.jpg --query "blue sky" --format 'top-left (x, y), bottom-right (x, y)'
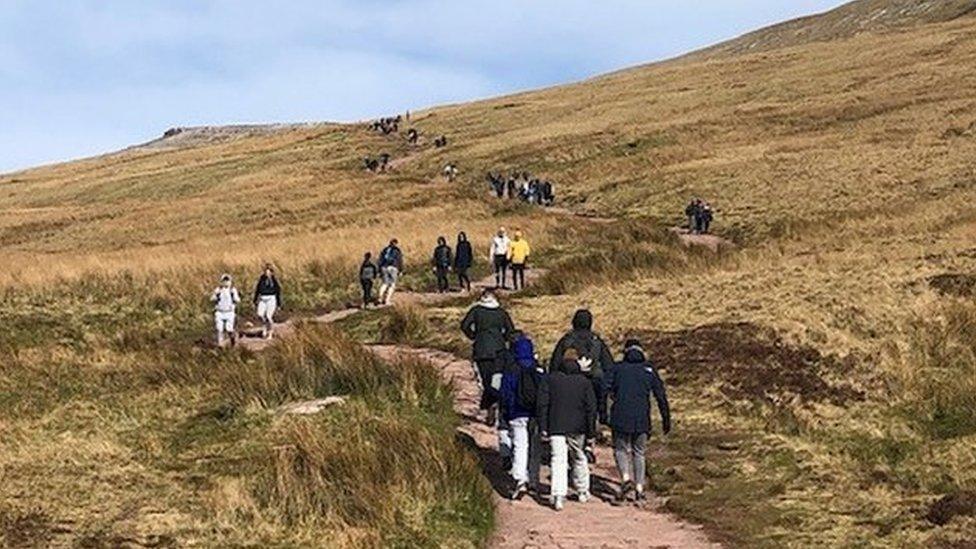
top-left (0, 0), bottom-right (846, 173)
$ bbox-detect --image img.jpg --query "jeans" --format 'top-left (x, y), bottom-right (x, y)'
top-left (613, 431), bottom-right (648, 488)
top-left (379, 266), bottom-right (399, 304)
top-left (511, 263), bottom-right (526, 290)
top-left (550, 434), bottom-right (589, 498)
top-left (509, 417), bottom-right (542, 485)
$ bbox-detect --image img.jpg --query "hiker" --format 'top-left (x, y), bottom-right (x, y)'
top-left (538, 348), bottom-right (597, 511)
top-left (432, 236), bottom-right (453, 293)
top-left (499, 332), bottom-right (544, 499)
top-left (444, 163), bottom-right (458, 182)
top-left (454, 231), bottom-right (473, 292)
top-left (253, 264), bottom-right (282, 339)
top-left (700, 202), bottom-right (714, 234)
top-left (506, 176), bottom-right (517, 199)
top-left (377, 239), bottom-right (404, 305)
top-left (550, 309), bottom-right (614, 435)
top-left (460, 289), bottom-right (515, 418)
top-left (489, 228), bottom-right (511, 289)
top-left (685, 199), bottom-right (699, 233)
top-left (407, 128), bottom-right (419, 145)
top-left (508, 230), bottom-right (531, 291)
top-left (211, 273), bottom-right (240, 347)
top-left (379, 153), bottom-right (391, 172)
top-left (542, 180), bottom-right (555, 206)
top-left (489, 173), bottom-right (505, 198)
top-left (359, 252), bottom-right (379, 309)
top-left (604, 339), bottom-right (671, 502)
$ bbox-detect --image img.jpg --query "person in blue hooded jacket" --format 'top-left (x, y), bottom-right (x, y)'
top-left (498, 332), bottom-right (544, 500)
top-left (604, 338), bottom-right (671, 502)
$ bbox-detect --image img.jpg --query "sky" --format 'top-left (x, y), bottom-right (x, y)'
top-left (0, 0), bottom-right (847, 173)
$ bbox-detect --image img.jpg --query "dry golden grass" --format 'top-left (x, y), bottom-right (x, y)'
top-left (4, 8), bottom-right (976, 547)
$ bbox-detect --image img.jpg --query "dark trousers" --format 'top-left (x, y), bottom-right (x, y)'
top-left (360, 278), bottom-right (373, 306)
top-left (494, 255), bottom-right (509, 288)
top-left (475, 358), bottom-right (499, 409)
top-left (435, 266), bottom-right (450, 292)
top-left (511, 263), bottom-right (526, 290)
top-left (457, 267), bottom-right (471, 291)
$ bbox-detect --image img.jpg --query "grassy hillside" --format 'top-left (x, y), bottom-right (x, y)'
top-left (4, 2), bottom-right (976, 546)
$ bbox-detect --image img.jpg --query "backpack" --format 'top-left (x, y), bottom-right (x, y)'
top-left (572, 333), bottom-right (603, 374)
top-left (516, 365), bottom-right (539, 410)
top-left (381, 246), bottom-right (398, 266)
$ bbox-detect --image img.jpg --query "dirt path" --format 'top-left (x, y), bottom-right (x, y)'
top-left (237, 269), bottom-right (547, 352)
top-left (371, 345), bottom-right (717, 549)
top-left (235, 267), bottom-right (717, 547)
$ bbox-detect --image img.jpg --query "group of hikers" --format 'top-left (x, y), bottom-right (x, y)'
top-left (210, 264), bottom-right (283, 347)
top-left (363, 153), bottom-right (391, 173)
top-left (487, 171), bottom-right (556, 206)
top-left (684, 198), bottom-right (714, 234)
top-left (356, 228), bottom-right (533, 308)
top-left (406, 128), bottom-right (448, 148)
top-left (462, 295), bottom-right (670, 509)
top-left (369, 115), bottom-right (401, 135)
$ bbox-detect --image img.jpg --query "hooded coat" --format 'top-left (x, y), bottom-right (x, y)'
top-left (548, 309), bottom-right (613, 380)
top-left (454, 238), bottom-right (473, 270)
top-left (460, 295), bottom-right (515, 361)
top-left (499, 334), bottom-right (542, 421)
top-left (537, 358), bottom-right (597, 437)
top-left (605, 347), bottom-right (671, 435)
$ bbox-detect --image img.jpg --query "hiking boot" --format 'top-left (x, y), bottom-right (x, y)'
top-left (577, 492), bottom-right (590, 504)
top-left (634, 489), bottom-right (647, 503)
top-left (552, 496), bottom-right (565, 511)
top-left (510, 481), bottom-right (528, 501)
top-left (484, 406), bottom-right (497, 427)
top-left (618, 480), bottom-right (634, 502)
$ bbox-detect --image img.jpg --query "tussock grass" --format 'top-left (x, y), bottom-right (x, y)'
top-left (893, 302), bottom-right (976, 439)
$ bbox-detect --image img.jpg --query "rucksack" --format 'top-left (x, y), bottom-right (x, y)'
top-left (572, 333), bottom-right (603, 374)
top-left (381, 246), bottom-right (398, 266)
top-left (516, 365), bottom-right (540, 410)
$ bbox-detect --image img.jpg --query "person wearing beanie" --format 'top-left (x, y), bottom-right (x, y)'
top-left (604, 338), bottom-right (671, 502)
top-left (498, 332), bottom-right (544, 500)
top-left (538, 347), bottom-right (597, 511)
top-left (211, 273), bottom-right (240, 347)
top-left (550, 309), bottom-right (615, 423)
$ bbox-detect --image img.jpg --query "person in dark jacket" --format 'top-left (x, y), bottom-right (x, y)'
top-left (604, 339), bottom-right (671, 502)
top-left (454, 232), bottom-right (473, 292)
top-left (253, 263), bottom-right (282, 339)
top-left (538, 348), bottom-right (596, 511)
top-left (685, 199), bottom-right (700, 233)
top-left (550, 309), bottom-right (614, 423)
top-left (359, 252), bottom-right (379, 309)
top-left (377, 239), bottom-right (404, 305)
top-left (461, 289), bottom-right (515, 414)
top-left (432, 236), bottom-right (453, 293)
top-left (499, 332), bottom-right (544, 499)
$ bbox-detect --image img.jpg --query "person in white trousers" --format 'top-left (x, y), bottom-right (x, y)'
top-left (537, 348), bottom-right (597, 511)
top-left (211, 274), bottom-right (240, 347)
top-left (253, 264), bottom-right (282, 339)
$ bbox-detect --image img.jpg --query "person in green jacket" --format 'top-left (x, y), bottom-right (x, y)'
top-left (461, 289), bottom-right (516, 418)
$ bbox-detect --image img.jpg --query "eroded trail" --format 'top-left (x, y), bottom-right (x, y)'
top-left (236, 269), bottom-right (717, 548)
top-left (371, 345), bottom-right (717, 549)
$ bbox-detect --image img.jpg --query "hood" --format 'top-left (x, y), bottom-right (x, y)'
top-left (479, 295), bottom-right (500, 309)
top-left (572, 309), bottom-right (593, 331)
top-left (561, 359), bottom-right (582, 375)
top-left (513, 335), bottom-right (535, 362)
top-left (623, 347), bottom-right (646, 364)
